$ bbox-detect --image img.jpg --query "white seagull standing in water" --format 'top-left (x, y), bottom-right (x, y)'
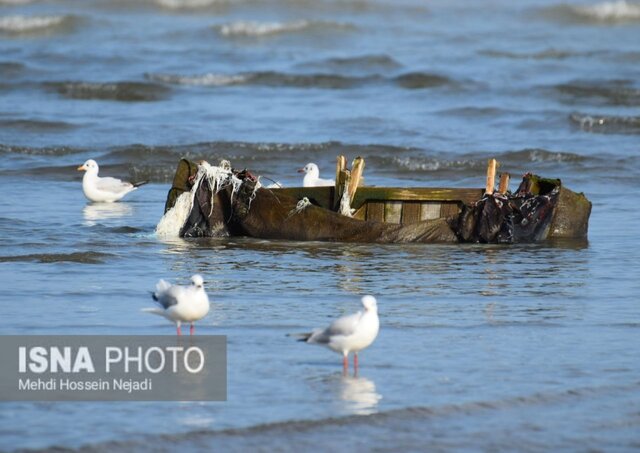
top-left (298, 163), bottom-right (335, 187)
top-left (143, 274), bottom-right (210, 336)
top-left (77, 159), bottom-right (147, 202)
top-left (294, 295), bottom-right (379, 373)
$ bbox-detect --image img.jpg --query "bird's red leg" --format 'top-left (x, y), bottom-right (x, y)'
top-left (342, 355), bottom-right (348, 375)
top-left (176, 325), bottom-right (182, 336)
top-left (190, 323), bottom-right (195, 336)
top-left (354, 353), bottom-right (359, 371)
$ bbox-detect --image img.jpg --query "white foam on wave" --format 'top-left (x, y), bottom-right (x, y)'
top-left (0, 0), bottom-right (36, 5)
top-left (154, 0), bottom-right (224, 9)
top-left (217, 20), bottom-right (312, 38)
top-left (0, 15), bottom-right (68, 33)
top-left (574, 1), bottom-right (640, 22)
top-left (148, 72), bottom-right (247, 86)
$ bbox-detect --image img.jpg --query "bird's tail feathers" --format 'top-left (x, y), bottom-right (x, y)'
top-left (287, 332), bottom-right (313, 342)
top-left (141, 307), bottom-right (165, 317)
top-left (133, 180), bottom-right (149, 188)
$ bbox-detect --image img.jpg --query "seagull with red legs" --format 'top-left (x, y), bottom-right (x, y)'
top-left (293, 295), bottom-right (379, 374)
top-left (143, 274), bottom-right (210, 336)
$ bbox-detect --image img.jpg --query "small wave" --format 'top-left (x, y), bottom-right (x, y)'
top-left (570, 112), bottom-right (640, 134)
top-left (573, 0), bottom-right (640, 23)
top-left (373, 156), bottom-right (484, 174)
top-left (44, 81), bottom-right (170, 102)
top-left (393, 72), bottom-right (453, 89)
top-left (502, 148), bottom-right (587, 164)
top-left (0, 61), bottom-right (26, 76)
top-left (553, 79), bottom-right (640, 106)
top-left (0, 119), bottom-right (76, 132)
top-left (480, 48), bottom-right (592, 60)
top-left (146, 73), bottom-right (248, 87)
top-left (215, 20), bottom-right (354, 38)
top-left (0, 251), bottom-right (112, 264)
top-left (299, 54), bottom-right (402, 72)
top-left (0, 143), bottom-right (84, 156)
top-left (216, 20), bottom-right (311, 37)
top-left (147, 71), bottom-right (376, 89)
top-left (0, 15), bottom-right (76, 35)
top-left (540, 1), bottom-right (640, 24)
top-left (147, 71), bottom-right (452, 90)
top-left (437, 106), bottom-right (511, 117)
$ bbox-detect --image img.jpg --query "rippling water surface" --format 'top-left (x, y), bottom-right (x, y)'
top-left (1, 0), bottom-right (639, 451)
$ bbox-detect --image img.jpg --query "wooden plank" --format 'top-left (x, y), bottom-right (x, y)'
top-left (420, 202), bottom-right (441, 220)
top-left (440, 202), bottom-right (461, 218)
top-left (351, 187), bottom-right (484, 210)
top-left (401, 201), bottom-right (421, 224)
top-left (274, 186), bottom-right (484, 213)
top-left (384, 201), bottom-right (403, 224)
top-left (353, 205), bottom-right (366, 220)
top-left (367, 201), bottom-right (384, 222)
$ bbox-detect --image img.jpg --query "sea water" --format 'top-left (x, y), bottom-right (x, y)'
top-left (0, 0), bottom-right (639, 450)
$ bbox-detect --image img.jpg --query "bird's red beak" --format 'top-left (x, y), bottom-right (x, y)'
top-left (297, 168), bottom-right (305, 173)
top-left (77, 165), bottom-right (85, 171)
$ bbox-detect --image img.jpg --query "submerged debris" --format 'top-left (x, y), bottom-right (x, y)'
top-left (157, 159), bottom-right (590, 243)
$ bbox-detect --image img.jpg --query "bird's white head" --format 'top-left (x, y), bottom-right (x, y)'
top-left (77, 159), bottom-right (99, 174)
top-left (361, 295), bottom-right (377, 312)
top-left (298, 162), bottom-right (319, 177)
top-left (191, 274), bottom-right (204, 288)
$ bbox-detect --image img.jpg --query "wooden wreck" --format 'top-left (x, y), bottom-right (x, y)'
top-left (159, 157), bottom-right (591, 243)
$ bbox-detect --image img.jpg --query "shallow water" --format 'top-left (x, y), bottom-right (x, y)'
top-left (1, 0), bottom-right (640, 451)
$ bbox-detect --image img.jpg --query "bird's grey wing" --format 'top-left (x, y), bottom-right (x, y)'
top-left (95, 176), bottom-right (133, 193)
top-left (327, 311), bottom-right (362, 336)
top-left (154, 285), bottom-right (182, 309)
top-left (309, 311), bottom-right (362, 343)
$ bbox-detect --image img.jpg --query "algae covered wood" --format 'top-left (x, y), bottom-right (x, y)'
top-left (548, 186), bottom-right (592, 239)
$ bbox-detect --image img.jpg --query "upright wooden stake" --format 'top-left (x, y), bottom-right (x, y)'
top-left (348, 156), bottom-right (365, 204)
top-left (485, 158), bottom-right (498, 195)
top-left (336, 155), bottom-right (347, 184)
top-left (498, 172), bottom-right (510, 194)
top-left (334, 155), bottom-right (348, 211)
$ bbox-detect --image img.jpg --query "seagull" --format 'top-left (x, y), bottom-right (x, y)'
top-left (293, 295), bottom-right (379, 373)
top-left (143, 274), bottom-right (210, 336)
top-left (77, 159), bottom-right (147, 203)
top-left (298, 163), bottom-right (335, 187)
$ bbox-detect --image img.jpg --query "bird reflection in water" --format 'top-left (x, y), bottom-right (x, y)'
top-left (338, 374), bottom-right (382, 416)
top-left (83, 202), bottom-right (133, 226)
